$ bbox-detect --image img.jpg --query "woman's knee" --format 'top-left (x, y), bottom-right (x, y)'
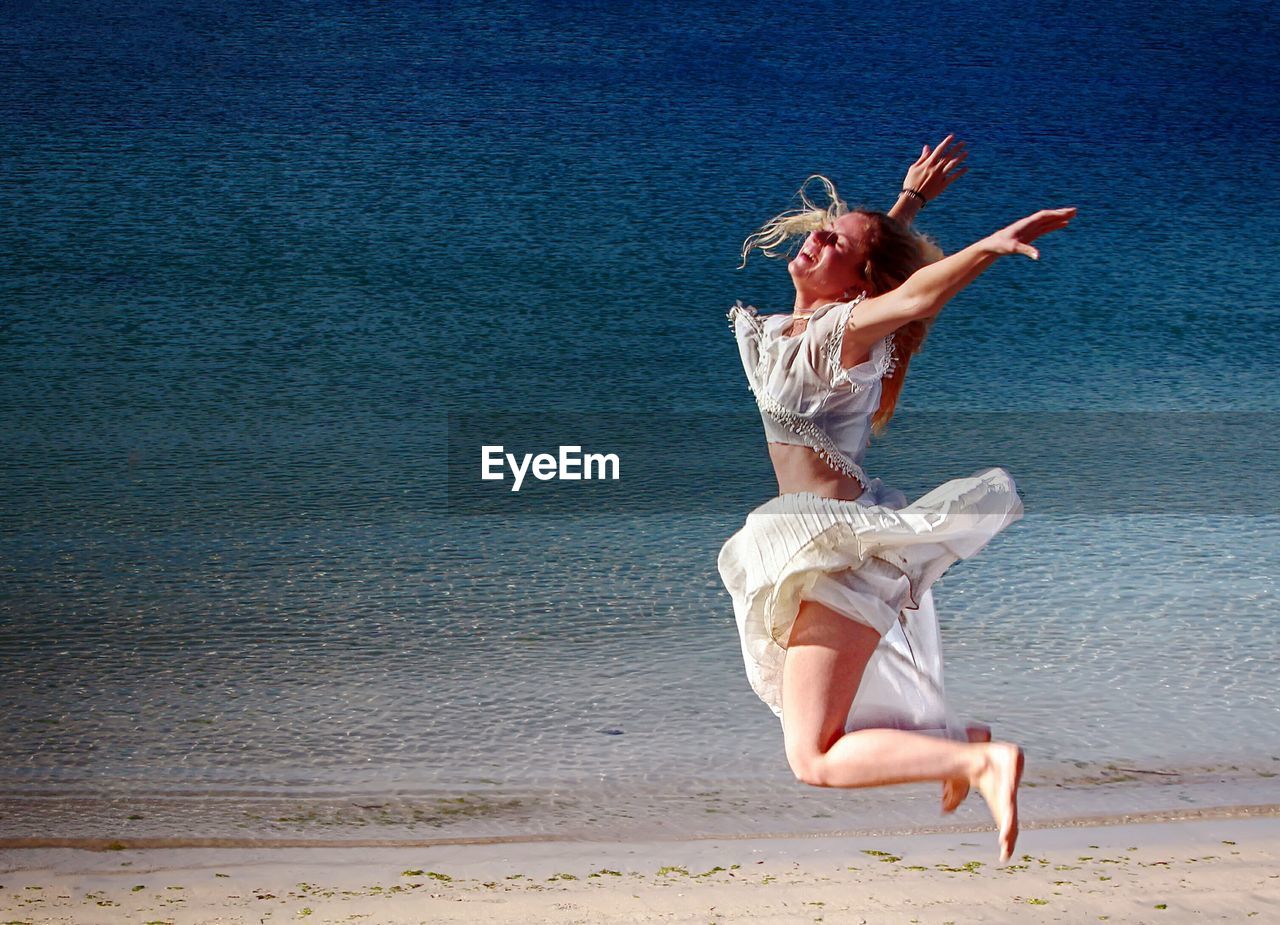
top-left (785, 736), bottom-right (840, 787)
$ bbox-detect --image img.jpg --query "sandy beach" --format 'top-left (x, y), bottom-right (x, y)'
top-left (3, 811), bottom-right (1277, 924)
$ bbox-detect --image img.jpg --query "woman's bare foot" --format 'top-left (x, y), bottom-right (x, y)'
top-left (941, 723), bottom-right (992, 813)
top-left (972, 741), bottom-right (1024, 863)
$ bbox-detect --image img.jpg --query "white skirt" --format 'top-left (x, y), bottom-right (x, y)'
top-left (717, 466), bottom-right (1023, 738)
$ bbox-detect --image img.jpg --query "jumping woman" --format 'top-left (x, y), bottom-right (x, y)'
top-left (718, 135), bottom-right (1076, 862)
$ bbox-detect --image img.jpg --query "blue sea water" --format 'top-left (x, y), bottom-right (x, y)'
top-left (2, 1), bottom-right (1279, 841)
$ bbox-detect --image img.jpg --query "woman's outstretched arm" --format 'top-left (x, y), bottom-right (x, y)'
top-left (838, 207), bottom-right (1078, 367)
top-left (886, 134), bottom-right (969, 226)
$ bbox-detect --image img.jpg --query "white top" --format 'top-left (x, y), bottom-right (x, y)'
top-left (727, 294), bottom-right (898, 490)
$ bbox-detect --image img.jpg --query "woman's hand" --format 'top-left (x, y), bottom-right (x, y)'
top-left (983, 207), bottom-right (1078, 260)
top-left (903, 134), bottom-right (968, 203)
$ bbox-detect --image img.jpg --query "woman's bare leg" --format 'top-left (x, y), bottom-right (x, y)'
top-left (782, 598), bottom-right (1024, 861)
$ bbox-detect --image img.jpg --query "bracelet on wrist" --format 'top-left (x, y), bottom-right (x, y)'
top-left (900, 187), bottom-right (927, 206)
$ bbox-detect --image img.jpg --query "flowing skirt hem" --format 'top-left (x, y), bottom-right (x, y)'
top-left (717, 466), bottom-right (1023, 727)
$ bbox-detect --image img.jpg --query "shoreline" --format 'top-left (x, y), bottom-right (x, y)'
top-left (2, 761), bottom-right (1276, 849)
top-left (2, 802), bottom-right (1278, 851)
top-left (4, 816), bottom-right (1277, 923)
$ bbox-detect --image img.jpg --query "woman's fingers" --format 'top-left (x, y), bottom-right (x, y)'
top-left (991, 207), bottom-right (1077, 259)
top-left (1022, 222), bottom-right (1068, 244)
top-left (1030, 213), bottom-right (1071, 232)
top-left (1019, 207), bottom-right (1077, 237)
top-left (928, 134), bottom-right (956, 163)
top-left (1022, 207), bottom-right (1076, 222)
top-left (1005, 207), bottom-right (1077, 257)
top-left (927, 138), bottom-right (966, 184)
top-left (1035, 211), bottom-right (1077, 236)
top-left (907, 134), bottom-right (971, 199)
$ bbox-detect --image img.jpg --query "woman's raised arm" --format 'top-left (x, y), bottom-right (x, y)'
top-left (886, 134), bottom-right (969, 226)
top-left (839, 208), bottom-right (1078, 367)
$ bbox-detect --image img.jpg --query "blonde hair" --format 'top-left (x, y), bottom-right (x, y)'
top-left (738, 175), bottom-right (849, 268)
top-left (740, 174), bottom-right (944, 435)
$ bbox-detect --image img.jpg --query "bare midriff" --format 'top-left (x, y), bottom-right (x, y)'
top-left (767, 442), bottom-right (865, 501)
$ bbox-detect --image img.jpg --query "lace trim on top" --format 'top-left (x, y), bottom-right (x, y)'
top-left (727, 300), bottom-right (764, 333)
top-left (727, 298), bottom-right (895, 490)
top-left (822, 294), bottom-right (895, 390)
top-left (750, 379), bottom-right (875, 490)
top-left (884, 336), bottom-right (900, 377)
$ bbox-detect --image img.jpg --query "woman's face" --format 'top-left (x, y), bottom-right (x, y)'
top-left (788, 211), bottom-right (870, 304)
